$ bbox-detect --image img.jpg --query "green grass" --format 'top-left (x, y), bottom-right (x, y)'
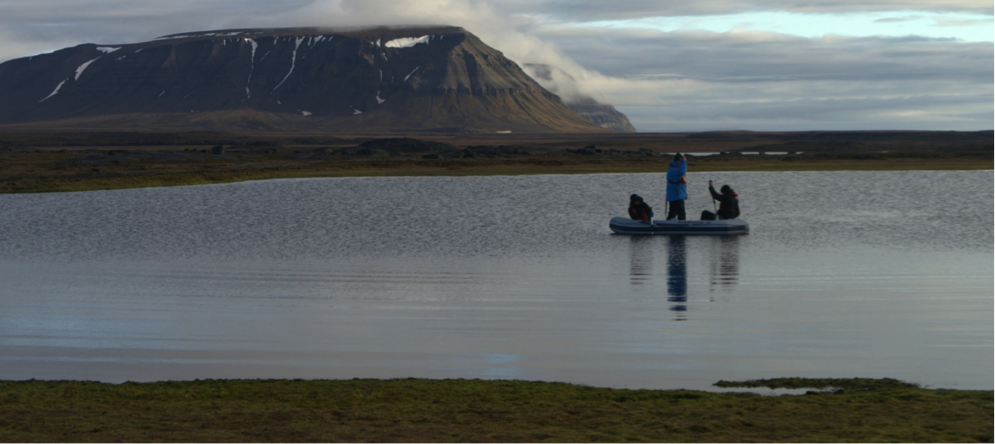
top-left (0, 378), bottom-right (990, 442)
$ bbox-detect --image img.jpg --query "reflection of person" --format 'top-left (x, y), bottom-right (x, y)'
top-left (667, 236), bottom-right (687, 297)
top-left (628, 194), bottom-right (654, 220)
top-left (667, 236), bottom-right (688, 319)
top-left (666, 153), bottom-right (687, 220)
top-left (704, 180), bottom-right (740, 220)
top-left (709, 235), bottom-right (741, 289)
top-left (628, 236), bottom-right (653, 286)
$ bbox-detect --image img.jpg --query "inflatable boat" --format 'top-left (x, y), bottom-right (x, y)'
top-left (609, 216), bottom-right (749, 235)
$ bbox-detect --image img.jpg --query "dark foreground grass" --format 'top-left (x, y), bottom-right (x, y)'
top-left (0, 378), bottom-right (990, 442)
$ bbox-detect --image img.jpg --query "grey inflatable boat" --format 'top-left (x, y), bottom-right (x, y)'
top-left (609, 216), bottom-right (749, 235)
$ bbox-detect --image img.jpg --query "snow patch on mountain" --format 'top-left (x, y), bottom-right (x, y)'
top-left (245, 38), bottom-right (259, 99)
top-left (39, 79), bottom-right (67, 102)
top-left (385, 36), bottom-right (430, 48)
top-left (273, 37), bottom-right (304, 91)
top-left (404, 67), bottom-right (419, 82)
top-left (75, 57), bottom-right (100, 81)
top-left (96, 47), bottom-right (120, 53)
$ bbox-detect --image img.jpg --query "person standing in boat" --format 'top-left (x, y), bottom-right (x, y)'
top-left (628, 194), bottom-right (654, 221)
top-left (703, 180), bottom-right (740, 220)
top-left (666, 153), bottom-right (688, 220)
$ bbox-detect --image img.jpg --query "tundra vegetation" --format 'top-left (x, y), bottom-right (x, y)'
top-left (0, 378), bottom-right (990, 442)
top-left (1, 131), bottom-right (990, 194)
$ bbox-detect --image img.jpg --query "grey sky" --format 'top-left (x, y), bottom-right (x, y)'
top-left (0, 0), bottom-right (991, 131)
top-left (491, 0), bottom-right (993, 20)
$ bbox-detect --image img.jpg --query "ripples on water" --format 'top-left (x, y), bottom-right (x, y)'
top-left (0, 171), bottom-right (991, 389)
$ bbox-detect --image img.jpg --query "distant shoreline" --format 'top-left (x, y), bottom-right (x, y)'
top-left (1, 377), bottom-right (990, 442)
top-left (2, 130), bottom-right (990, 194)
top-left (1, 153), bottom-right (990, 194)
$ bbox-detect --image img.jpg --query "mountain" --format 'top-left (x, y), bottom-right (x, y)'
top-left (0, 26), bottom-right (606, 133)
top-left (522, 64), bottom-right (636, 133)
top-left (563, 97), bottom-right (637, 133)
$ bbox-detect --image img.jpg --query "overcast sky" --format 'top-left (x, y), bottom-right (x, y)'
top-left (1, 0), bottom-right (991, 131)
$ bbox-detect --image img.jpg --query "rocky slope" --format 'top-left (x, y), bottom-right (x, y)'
top-left (0, 27), bottom-right (606, 133)
top-left (564, 97), bottom-right (637, 133)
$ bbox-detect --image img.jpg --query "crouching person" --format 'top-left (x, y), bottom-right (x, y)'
top-left (629, 194), bottom-right (654, 221)
top-left (701, 180), bottom-right (740, 220)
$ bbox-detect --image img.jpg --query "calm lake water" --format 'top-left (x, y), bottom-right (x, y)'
top-left (1, 170), bottom-right (992, 391)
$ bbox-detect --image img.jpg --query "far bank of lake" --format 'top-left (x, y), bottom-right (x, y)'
top-left (1, 149), bottom-right (990, 194)
top-left (2, 129), bottom-right (991, 193)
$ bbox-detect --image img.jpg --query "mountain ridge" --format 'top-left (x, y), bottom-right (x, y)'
top-left (0, 26), bottom-right (610, 133)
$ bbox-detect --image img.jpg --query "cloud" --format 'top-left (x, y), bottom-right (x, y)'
top-left (933, 16), bottom-right (994, 26)
top-left (620, 93), bottom-right (993, 131)
top-left (874, 15), bottom-right (923, 23)
top-left (498, 0), bottom-right (993, 22)
top-left (530, 27), bottom-right (992, 130)
top-left (538, 28), bottom-right (992, 82)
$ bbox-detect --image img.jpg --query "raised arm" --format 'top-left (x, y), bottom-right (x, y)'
top-left (709, 185), bottom-right (722, 200)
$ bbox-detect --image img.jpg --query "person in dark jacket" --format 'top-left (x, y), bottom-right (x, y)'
top-left (628, 194), bottom-right (654, 221)
top-left (665, 153), bottom-right (688, 220)
top-left (703, 180), bottom-right (740, 220)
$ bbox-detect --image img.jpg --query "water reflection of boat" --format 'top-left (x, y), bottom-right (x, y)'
top-left (666, 236), bottom-right (688, 320)
top-left (625, 234), bottom-right (739, 321)
top-left (710, 235), bottom-right (741, 290)
top-left (628, 236), bottom-right (653, 286)
top-left (610, 217), bottom-right (749, 235)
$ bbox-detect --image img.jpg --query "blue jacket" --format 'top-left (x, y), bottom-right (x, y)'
top-left (666, 159), bottom-right (687, 202)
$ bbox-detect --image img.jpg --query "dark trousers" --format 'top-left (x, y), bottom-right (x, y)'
top-left (667, 199), bottom-right (686, 220)
top-left (702, 210), bottom-right (736, 220)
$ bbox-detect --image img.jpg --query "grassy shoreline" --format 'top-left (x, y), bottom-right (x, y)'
top-left (1, 153), bottom-right (990, 194)
top-left (3, 130), bottom-right (990, 193)
top-left (1, 378), bottom-right (990, 442)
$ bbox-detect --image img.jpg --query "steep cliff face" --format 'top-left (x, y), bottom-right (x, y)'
top-left (0, 27), bottom-right (605, 133)
top-left (522, 63), bottom-right (636, 133)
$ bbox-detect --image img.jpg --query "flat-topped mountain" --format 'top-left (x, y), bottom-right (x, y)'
top-left (0, 26), bottom-right (608, 133)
